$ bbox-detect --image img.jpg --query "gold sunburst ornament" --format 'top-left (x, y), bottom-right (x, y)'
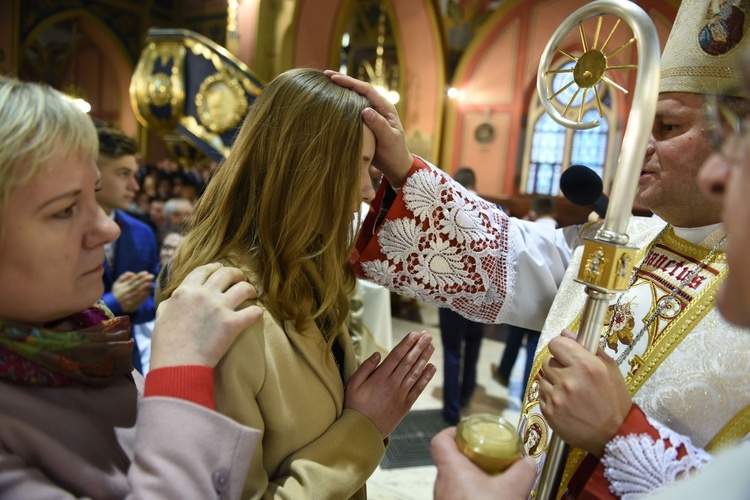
top-left (532, 2), bottom-right (661, 498)
top-left (542, 17), bottom-right (638, 125)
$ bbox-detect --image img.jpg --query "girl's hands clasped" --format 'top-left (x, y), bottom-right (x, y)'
top-left (344, 330), bottom-right (437, 438)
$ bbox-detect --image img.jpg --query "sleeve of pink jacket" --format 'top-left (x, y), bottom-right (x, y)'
top-left (0, 376), bottom-right (260, 499)
top-left (127, 396), bottom-right (260, 499)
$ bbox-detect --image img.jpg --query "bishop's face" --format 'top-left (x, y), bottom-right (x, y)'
top-left (640, 93), bottom-right (723, 228)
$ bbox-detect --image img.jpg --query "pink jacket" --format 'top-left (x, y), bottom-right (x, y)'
top-left (0, 373), bottom-right (260, 499)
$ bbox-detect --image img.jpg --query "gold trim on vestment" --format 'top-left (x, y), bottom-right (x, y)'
top-left (521, 227), bottom-right (728, 497)
top-left (707, 403), bottom-right (750, 453)
top-left (624, 229), bottom-right (727, 393)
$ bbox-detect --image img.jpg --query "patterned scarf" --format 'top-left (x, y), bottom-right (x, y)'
top-left (0, 300), bottom-right (133, 387)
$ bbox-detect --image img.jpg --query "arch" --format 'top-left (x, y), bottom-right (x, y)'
top-left (521, 59), bottom-right (617, 196)
top-left (443, 0), bottom-right (678, 197)
top-left (296, 0), bottom-right (445, 162)
top-left (20, 9), bottom-right (136, 135)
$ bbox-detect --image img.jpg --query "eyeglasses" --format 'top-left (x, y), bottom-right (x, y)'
top-left (703, 93), bottom-right (749, 160)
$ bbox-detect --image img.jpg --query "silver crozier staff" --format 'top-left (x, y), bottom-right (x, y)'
top-left (533, 1), bottom-right (660, 498)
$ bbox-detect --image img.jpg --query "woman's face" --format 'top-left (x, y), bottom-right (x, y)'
top-left (0, 152), bottom-right (120, 324)
top-left (358, 125), bottom-right (376, 207)
top-left (142, 175), bottom-right (156, 195)
top-left (160, 232), bottom-right (185, 267)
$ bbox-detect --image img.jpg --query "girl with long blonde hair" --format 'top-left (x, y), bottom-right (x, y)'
top-left (165, 68), bottom-right (436, 498)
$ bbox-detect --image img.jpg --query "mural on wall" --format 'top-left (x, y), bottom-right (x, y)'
top-left (16, 11), bottom-right (140, 131)
top-left (17, 0), bottom-right (233, 82)
top-left (19, 20), bottom-right (82, 86)
top-left (19, 0), bottom-right (148, 63)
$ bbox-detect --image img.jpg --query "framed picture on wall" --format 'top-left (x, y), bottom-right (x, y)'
top-left (474, 122), bottom-right (495, 143)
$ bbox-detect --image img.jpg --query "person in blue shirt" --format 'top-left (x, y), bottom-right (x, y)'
top-left (95, 127), bottom-right (158, 373)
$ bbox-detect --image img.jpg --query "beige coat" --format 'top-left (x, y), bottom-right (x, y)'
top-left (0, 373), bottom-right (260, 499)
top-left (215, 304), bottom-right (385, 499)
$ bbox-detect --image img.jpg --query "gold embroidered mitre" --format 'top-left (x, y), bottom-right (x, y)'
top-left (660, 0), bottom-right (750, 97)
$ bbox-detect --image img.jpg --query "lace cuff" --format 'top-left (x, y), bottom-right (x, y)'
top-left (355, 157), bottom-right (512, 324)
top-left (601, 410), bottom-right (712, 499)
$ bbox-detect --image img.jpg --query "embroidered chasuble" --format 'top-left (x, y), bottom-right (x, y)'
top-left (521, 221), bottom-right (750, 497)
top-left (353, 158), bottom-right (750, 497)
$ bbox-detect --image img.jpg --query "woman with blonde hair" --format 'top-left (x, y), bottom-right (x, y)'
top-left (165, 68), bottom-right (436, 498)
top-left (0, 77), bottom-right (263, 497)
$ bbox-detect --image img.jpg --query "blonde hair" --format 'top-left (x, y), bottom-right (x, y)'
top-left (165, 68), bottom-right (369, 344)
top-left (0, 76), bottom-right (98, 224)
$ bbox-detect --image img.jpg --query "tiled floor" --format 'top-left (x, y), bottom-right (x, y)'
top-left (366, 301), bottom-right (529, 499)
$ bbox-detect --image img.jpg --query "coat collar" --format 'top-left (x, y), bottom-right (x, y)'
top-left (281, 318), bottom-right (357, 415)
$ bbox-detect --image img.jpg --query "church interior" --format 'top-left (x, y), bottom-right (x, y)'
top-left (0, 0), bottom-right (678, 221)
top-left (0, 1), bottom-right (680, 497)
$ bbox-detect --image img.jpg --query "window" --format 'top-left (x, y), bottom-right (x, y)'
top-left (521, 61), bottom-right (616, 196)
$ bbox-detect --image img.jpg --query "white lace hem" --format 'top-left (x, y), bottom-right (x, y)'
top-left (601, 415), bottom-right (712, 499)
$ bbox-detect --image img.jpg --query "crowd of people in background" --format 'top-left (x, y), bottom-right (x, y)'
top-left (90, 125), bottom-right (204, 375)
top-left (5, 0), bottom-right (750, 498)
top-left (126, 154), bottom-right (202, 246)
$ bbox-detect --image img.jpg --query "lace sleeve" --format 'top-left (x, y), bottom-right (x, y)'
top-left (356, 160), bottom-right (513, 324)
top-left (354, 157), bottom-right (578, 326)
top-left (601, 414), bottom-right (712, 499)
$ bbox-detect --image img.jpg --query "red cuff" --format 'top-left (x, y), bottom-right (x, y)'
top-left (144, 365), bottom-right (215, 410)
top-left (567, 404), bottom-right (688, 499)
top-left (352, 155), bottom-right (425, 277)
top-left (566, 404), bottom-right (645, 499)
top-left (612, 403), bottom-right (658, 439)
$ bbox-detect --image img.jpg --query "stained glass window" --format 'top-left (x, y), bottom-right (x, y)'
top-left (523, 63), bottom-right (615, 197)
top-left (528, 113), bottom-right (565, 195)
top-left (571, 109), bottom-right (609, 180)
top-left (552, 61), bottom-right (596, 107)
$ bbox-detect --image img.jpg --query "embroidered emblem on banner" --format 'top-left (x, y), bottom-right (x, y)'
top-left (604, 301), bottom-right (635, 352)
top-left (622, 242), bottom-right (722, 350)
top-left (699, 1), bottom-right (748, 56)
